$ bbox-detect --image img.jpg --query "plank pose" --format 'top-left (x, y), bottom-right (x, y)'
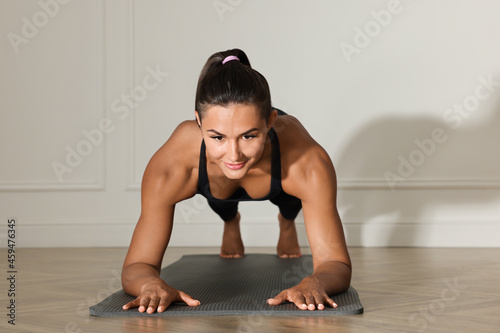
top-left (121, 49), bottom-right (351, 312)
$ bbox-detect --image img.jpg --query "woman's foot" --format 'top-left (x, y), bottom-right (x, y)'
top-left (220, 212), bottom-right (244, 258)
top-left (277, 213), bottom-right (302, 258)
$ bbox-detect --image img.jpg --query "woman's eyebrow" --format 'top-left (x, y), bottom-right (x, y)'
top-left (207, 128), bottom-right (260, 136)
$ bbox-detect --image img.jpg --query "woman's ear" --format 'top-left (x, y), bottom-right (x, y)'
top-left (267, 109), bottom-right (278, 130)
top-left (195, 111), bottom-right (202, 127)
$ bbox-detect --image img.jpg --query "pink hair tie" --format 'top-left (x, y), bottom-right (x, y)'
top-left (222, 55), bottom-right (240, 65)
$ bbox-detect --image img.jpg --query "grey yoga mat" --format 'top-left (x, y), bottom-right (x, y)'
top-left (89, 254), bottom-right (363, 317)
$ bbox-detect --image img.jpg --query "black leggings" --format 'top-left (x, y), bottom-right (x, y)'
top-left (207, 191), bottom-right (302, 222)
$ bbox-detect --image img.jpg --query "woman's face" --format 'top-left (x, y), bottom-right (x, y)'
top-left (196, 104), bottom-right (273, 180)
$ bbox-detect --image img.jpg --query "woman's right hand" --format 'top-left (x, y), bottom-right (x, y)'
top-left (122, 279), bottom-right (200, 314)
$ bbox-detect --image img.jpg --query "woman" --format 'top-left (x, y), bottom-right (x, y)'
top-left (121, 49), bottom-right (351, 313)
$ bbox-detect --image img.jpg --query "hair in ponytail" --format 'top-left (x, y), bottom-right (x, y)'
top-left (195, 48), bottom-right (272, 122)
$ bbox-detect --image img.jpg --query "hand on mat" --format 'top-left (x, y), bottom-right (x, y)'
top-left (122, 280), bottom-right (200, 314)
top-left (267, 276), bottom-right (337, 311)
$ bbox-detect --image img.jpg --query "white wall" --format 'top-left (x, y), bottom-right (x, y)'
top-left (1, 0), bottom-right (499, 248)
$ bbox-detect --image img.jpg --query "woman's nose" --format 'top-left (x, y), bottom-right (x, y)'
top-left (227, 140), bottom-right (242, 161)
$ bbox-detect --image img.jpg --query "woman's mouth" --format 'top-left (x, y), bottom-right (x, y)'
top-left (224, 162), bottom-right (246, 170)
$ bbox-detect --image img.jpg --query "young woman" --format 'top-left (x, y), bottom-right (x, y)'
top-left (121, 49), bottom-right (351, 313)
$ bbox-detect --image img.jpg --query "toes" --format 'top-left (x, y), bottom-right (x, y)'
top-left (220, 252), bottom-right (244, 259)
top-left (278, 252), bottom-right (302, 258)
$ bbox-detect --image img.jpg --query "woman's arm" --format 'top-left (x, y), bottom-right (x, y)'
top-left (121, 121), bottom-right (201, 313)
top-left (268, 117), bottom-right (351, 310)
top-left (299, 147), bottom-right (351, 308)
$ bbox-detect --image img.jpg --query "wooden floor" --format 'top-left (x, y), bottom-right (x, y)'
top-left (1, 247), bottom-right (499, 333)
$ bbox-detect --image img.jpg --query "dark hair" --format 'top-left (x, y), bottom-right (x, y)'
top-left (195, 48), bottom-right (272, 122)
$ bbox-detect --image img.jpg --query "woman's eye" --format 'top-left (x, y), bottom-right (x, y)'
top-left (243, 135), bottom-right (256, 140)
top-left (211, 136), bottom-right (223, 141)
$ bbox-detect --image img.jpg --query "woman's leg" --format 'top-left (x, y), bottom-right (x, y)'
top-left (220, 211), bottom-right (244, 258)
top-left (276, 213), bottom-right (302, 258)
top-left (207, 200), bottom-right (244, 258)
top-left (270, 193), bottom-right (302, 258)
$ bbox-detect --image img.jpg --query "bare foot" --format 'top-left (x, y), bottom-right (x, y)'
top-left (277, 213), bottom-right (302, 258)
top-left (220, 212), bottom-right (244, 258)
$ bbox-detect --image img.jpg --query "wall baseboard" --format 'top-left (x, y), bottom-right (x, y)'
top-left (3, 221), bottom-right (499, 248)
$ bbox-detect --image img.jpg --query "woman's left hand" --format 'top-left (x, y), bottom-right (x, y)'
top-left (266, 275), bottom-right (338, 310)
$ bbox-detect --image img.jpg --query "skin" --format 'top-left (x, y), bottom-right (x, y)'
top-left (121, 104), bottom-right (351, 313)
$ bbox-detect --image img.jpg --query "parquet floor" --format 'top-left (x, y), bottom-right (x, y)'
top-left (1, 247), bottom-right (499, 333)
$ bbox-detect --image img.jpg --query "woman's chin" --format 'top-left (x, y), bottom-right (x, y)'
top-left (222, 169), bottom-right (246, 180)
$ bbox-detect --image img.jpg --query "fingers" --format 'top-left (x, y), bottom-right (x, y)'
top-left (122, 290), bottom-right (200, 314)
top-left (305, 293), bottom-right (338, 311)
top-left (305, 295), bottom-right (316, 310)
top-left (324, 295), bottom-right (338, 309)
top-left (157, 297), bottom-right (171, 313)
top-left (139, 296), bottom-right (164, 313)
top-left (145, 296), bottom-right (161, 314)
top-left (302, 292), bottom-right (338, 311)
top-left (267, 289), bottom-right (338, 311)
top-left (268, 290), bottom-right (309, 310)
top-left (122, 296), bottom-right (159, 313)
top-left (124, 294), bottom-right (175, 313)
top-left (178, 291), bottom-right (201, 307)
top-left (122, 298), bottom-right (140, 310)
top-left (266, 290), bottom-right (288, 306)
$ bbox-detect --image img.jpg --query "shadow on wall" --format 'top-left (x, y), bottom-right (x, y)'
top-left (335, 89), bottom-right (500, 246)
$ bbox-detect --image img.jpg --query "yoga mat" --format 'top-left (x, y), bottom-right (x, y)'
top-left (89, 254), bottom-right (363, 317)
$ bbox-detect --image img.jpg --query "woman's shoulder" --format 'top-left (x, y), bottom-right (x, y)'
top-left (142, 120), bottom-right (202, 195)
top-left (274, 115), bottom-right (327, 161)
top-left (275, 115), bottom-right (335, 195)
top-left (151, 119), bottom-right (202, 170)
